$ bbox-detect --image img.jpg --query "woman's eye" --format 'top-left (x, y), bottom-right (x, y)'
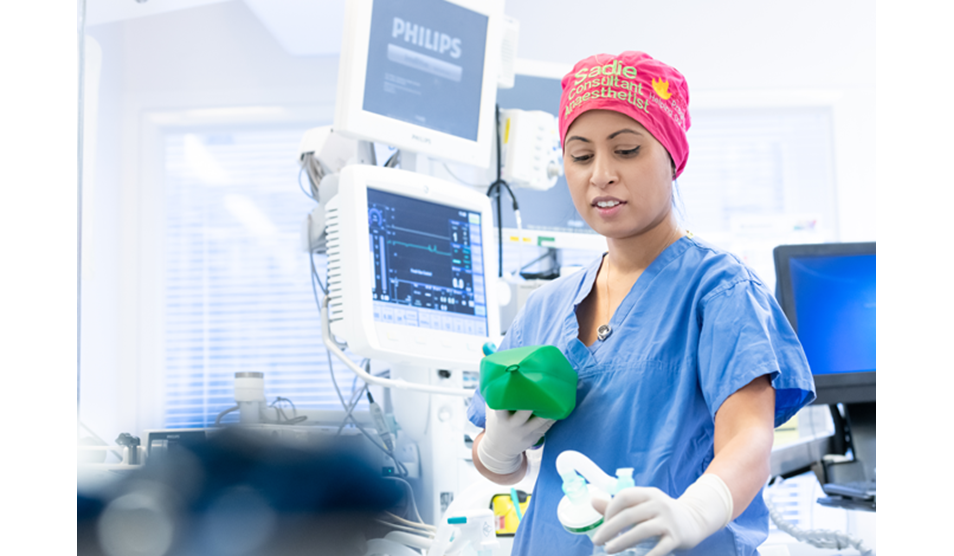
top-left (570, 154), bottom-right (592, 163)
top-left (618, 147), bottom-right (640, 156)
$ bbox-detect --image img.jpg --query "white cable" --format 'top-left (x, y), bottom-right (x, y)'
top-left (375, 519), bottom-right (436, 538)
top-left (385, 512), bottom-right (436, 533)
top-left (319, 296), bottom-right (472, 397)
top-left (764, 480), bottom-right (874, 556)
top-left (385, 478), bottom-right (430, 527)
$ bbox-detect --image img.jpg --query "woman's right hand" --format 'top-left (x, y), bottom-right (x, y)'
top-left (476, 407), bottom-right (555, 475)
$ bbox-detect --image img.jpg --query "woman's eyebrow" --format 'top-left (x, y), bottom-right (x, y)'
top-left (565, 135), bottom-right (590, 145)
top-left (608, 129), bottom-right (644, 140)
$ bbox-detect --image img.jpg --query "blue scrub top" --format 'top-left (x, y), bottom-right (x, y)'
top-left (468, 236), bottom-right (815, 556)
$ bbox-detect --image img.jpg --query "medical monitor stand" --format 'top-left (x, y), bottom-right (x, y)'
top-left (822, 402), bottom-right (875, 492)
top-left (773, 242), bottom-right (876, 496)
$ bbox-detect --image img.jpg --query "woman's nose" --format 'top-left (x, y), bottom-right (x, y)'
top-left (590, 154), bottom-right (618, 188)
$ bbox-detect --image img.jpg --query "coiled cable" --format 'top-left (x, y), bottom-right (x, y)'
top-left (764, 477), bottom-right (874, 555)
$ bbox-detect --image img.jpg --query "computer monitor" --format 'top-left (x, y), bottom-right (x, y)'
top-left (325, 165), bottom-right (500, 371)
top-left (774, 242), bottom-right (876, 405)
top-left (334, 0), bottom-right (504, 168)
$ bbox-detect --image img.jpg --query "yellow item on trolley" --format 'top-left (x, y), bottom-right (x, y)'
top-left (490, 489), bottom-right (530, 536)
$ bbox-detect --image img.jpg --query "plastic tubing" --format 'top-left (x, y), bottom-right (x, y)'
top-left (555, 450), bottom-right (617, 493)
top-left (320, 296), bottom-right (472, 397)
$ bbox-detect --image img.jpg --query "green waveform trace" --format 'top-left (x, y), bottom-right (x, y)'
top-left (388, 239), bottom-right (452, 257)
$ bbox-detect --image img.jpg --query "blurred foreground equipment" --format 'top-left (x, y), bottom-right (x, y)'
top-left (78, 428), bottom-right (404, 556)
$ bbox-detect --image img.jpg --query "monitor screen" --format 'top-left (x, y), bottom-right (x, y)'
top-left (334, 0), bottom-right (503, 167)
top-left (368, 188), bottom-right (488, 337)
top-left (789, 253), bottom-right (876, 375)
top-left (363, 0), bottom-right (487, 141)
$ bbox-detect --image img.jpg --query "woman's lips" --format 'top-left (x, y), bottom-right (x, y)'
top-left (592, 197), bottom-right (626, 216)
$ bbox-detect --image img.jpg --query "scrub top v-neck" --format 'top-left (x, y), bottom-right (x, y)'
top-left (574, 241), bottom-right (682, 360)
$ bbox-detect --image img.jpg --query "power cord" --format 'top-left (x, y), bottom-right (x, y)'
top-left (383, 149), bottom-right (401, 168)
top-left (307, 256), bottom-right (409, 477)
top-left (299, 152), bottom-right (324, 200)
top-left (270, 397), bottom-right (307, 424)
top-left (335, 360), bottom-right (372, 435)
top-left (325, 348), bottom-right (410, 478)
top-left (214, 405), bottom-right (239, 425)
top-left (298, 164), bottom-right (319, 202)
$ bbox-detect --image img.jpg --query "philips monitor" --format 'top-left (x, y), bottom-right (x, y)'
top-left (334, 0), bottom-right (504, 168)
top-left (325, 165), bottom-right (499, 371)
top-left (774, 242), bottom-right (876, 405)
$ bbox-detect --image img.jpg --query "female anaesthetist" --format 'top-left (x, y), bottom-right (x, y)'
top-left (466, 52), bottom-right (816, 556)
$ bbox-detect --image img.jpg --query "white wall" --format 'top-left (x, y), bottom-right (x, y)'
top-left (508, 0), bottom-right (875, 91)
top-left (79, 0), bottom-right (875, 438)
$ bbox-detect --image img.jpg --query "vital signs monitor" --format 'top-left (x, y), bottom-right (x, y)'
top-left (334, 0), bottom-right (504, 167)
top-left (324, 165), bottom-right (500, 371)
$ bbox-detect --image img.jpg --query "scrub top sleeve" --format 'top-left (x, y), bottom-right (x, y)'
top-left (466, 389), bottom-right (488, 429)
top-left (466, 309), bottom-right (526, 429)
top-left (698, 279), bottom-right (816, 427)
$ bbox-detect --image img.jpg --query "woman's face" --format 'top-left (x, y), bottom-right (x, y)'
top-left (563, 109), bottom-right (675, 242)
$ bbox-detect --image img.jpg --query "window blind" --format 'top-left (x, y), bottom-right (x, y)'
top-left (163, 128), bottom-right (364, 428)
top-left (679, 107), bottom-right (836, 235)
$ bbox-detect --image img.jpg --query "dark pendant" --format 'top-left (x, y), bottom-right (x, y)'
top-left (597, 324), bottom-right (612, 341)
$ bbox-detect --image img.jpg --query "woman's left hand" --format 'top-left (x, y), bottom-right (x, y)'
top-left (590, 474), bottom-right (733, 556)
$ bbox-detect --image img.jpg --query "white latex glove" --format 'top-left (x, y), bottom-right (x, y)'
top-left (477, 407), bottom-right (555, 475)
top-left (590, 474), bottom-right (734, 556)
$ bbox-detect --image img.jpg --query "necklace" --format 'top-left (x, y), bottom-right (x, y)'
top-left (595, 229), bottom-right (685, 342)
top-left (597, 257), bottom-right (612, 341)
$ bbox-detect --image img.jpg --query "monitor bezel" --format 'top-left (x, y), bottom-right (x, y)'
top-left (334, 0), bottom-right (504, 168)
top-left (328, 164), bottom-right (500, 371)
top-left (773, 241), bottom-right (876, 405)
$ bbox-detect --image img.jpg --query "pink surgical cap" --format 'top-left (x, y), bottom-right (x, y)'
top-left (559, 51), bottom-right (691, 178)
